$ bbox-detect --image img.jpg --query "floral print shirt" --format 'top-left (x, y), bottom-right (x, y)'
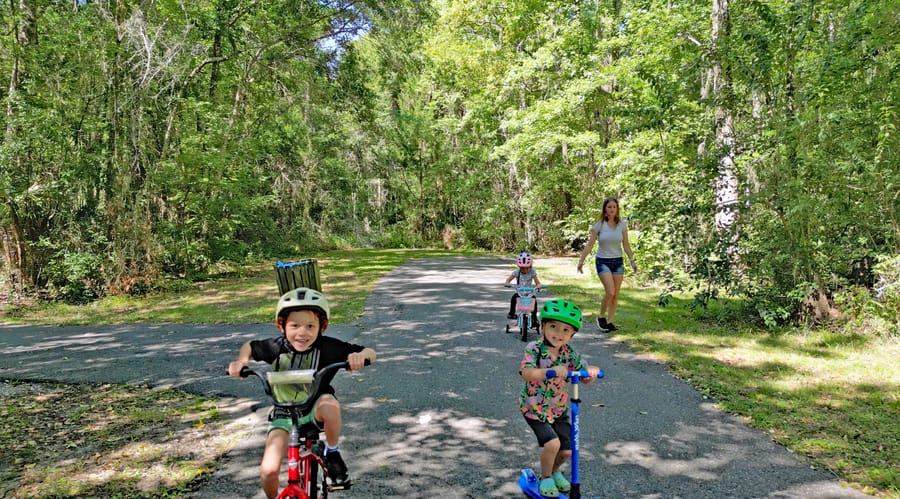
top-left (519, 339), bottom-right (585, 423)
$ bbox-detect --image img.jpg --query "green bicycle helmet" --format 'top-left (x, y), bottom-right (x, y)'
top-left (540, 299), bottom-right (583, 331)
top-left (275, 287), bottom-right (330, 322)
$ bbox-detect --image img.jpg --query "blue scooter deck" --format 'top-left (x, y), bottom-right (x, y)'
top-left (518, 469), bottom-right (569, 499)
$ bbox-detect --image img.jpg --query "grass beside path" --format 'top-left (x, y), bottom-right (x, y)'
top-left (1, 249), bottom-right (897, 497)
top-left (0, 248), bottom-right (482, 326)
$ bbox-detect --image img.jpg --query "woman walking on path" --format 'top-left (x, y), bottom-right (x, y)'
top-left (576, 198), bottom-right (637, 332)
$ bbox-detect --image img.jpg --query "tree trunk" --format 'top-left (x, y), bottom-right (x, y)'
top-left (2, 0), bottom-right (37, 292)
top-left (710, 0), bottom-right (738, 238)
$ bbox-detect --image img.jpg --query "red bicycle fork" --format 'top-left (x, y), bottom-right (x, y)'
top-left (277, 431), bottom-right (325, 499)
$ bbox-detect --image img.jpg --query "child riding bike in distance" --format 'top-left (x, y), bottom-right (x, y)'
top-left (505, 252), bottom-right (543, 327)
top-left (228, 287), bottom-right (376, 499)
top-left (519, 299), bottom-right (602, 498)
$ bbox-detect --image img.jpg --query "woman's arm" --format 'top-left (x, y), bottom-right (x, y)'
top-left (623, 229), bottom-right (637, 272)
top-left (576, 229), bottom-right (599, 274)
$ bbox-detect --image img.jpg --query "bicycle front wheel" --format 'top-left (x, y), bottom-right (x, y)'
top-left (310, 458), bottom-right (320, 498)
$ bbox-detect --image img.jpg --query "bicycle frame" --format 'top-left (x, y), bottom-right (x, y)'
top-left (278, 417), bottom-right (324, 499)
top-left (515, 286), bottom-right (537, 329)
top-left (506, 285), bottom-right (543, 341)
top-left (238, 361), bottom-right (364, 499)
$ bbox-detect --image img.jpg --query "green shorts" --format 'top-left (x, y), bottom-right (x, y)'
top-left (267, 395), bottom-right (326, 435)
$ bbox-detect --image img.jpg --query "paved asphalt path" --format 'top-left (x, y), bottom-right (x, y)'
top-left (0, 256), bottom-right (868, 498)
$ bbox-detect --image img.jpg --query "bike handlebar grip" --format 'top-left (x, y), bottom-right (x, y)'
top-left (597, 369), bottom-right (605, 379)
top-left (223, 367), bottom-right (253, 378)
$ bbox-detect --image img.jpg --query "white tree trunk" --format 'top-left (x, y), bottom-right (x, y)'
top-left (711, 0), bottom-right (738, 235)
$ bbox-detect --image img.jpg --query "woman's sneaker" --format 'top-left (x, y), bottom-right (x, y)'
top-left (597, 317), bottom-right (609, 331)
top-left (606, 322), bottom-right (619, 332)
top-left (324, 450), bottom-right (351, 488)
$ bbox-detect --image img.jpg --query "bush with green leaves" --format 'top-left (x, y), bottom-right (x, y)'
top-left (45, 251), bottom-right (105, 304)
top-left (835, 255), bottom-right (900, 336)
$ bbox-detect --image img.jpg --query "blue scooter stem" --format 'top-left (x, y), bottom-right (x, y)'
top-left (518, 369), bottom-right (604, 499)
top-left (565, 369), bottom-right (604, 499)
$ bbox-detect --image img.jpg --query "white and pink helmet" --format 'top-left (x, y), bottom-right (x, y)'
top-left (516, 252), bottom-right (533, 268)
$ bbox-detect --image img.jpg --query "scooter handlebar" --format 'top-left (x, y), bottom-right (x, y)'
top-left (545, 369), bottom-right (605, 381)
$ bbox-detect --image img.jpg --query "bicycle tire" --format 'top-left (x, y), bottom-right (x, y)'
top-left (310, 458), bottom-right (320, 498)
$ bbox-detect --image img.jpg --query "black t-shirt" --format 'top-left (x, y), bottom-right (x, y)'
top-left (250, 335), bottom-right (365, 399)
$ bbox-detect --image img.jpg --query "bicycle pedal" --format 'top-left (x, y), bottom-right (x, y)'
top-left (327, 479), bottom-right (352, 491)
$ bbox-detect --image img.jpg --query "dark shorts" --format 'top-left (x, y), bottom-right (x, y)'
top-left (595, 257), bottom-right (624, 275)
top-left (524, 412), bottom-right (572, 450)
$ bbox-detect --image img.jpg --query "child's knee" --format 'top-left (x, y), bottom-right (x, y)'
top-left (260, 462), bottom-right (280, 482)
top-left (543, 438), bottom-right (561, 452)
top-left (316, 395), bottom-right (341, 421)
top-left (560, 449), bottom-right (572, 459)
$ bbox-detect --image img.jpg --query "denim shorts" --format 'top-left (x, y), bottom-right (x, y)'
top-left (595, 257), bottom-right (624, 275)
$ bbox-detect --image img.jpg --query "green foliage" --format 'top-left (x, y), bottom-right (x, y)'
top-left (0, 0), bottom-right (896, 331)
top-left (835, 255), bottom-right (900, 336)
top-left (44, 251), bottom-right (106, 304)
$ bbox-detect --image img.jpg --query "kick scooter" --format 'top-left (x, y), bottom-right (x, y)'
top-left (519, 368), bottom-right (605, 499)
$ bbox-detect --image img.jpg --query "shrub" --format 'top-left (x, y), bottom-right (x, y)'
top-left (833, 255), bottom-right (900, 336)
top-left (45, 251), bottom-right (105, 304)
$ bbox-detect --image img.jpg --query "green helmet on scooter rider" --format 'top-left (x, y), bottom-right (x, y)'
top-left (539, 299), bottom-right (582, 332)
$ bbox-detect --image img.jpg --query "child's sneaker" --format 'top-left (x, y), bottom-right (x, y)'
top-left (324, 450), bottom-right (351, 487)
top-left (539, 477), bottom-right (560, 497)
top-left (552, 471), bottom-right (571, 492)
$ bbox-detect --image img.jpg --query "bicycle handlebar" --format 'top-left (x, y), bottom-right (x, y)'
top-left (505, 285), bottom-right (546, 292)
top-left (231, 359), bottom-right (371, 415)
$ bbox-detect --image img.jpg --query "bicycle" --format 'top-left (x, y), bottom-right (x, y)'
top-left (518, 368), bottom-right (605, 499)
top-left (505, 285), bottom-right (545, 342)
top-left (235, 360), bottom-right (367, 499)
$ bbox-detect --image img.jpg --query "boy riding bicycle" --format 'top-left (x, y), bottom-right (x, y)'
top-left (228, 287), bottom-right (376, 499)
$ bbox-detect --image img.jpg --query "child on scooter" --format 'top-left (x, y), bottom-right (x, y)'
top-left (519, 299), bottom-right (602, 498)
top-left (227, 287), bottom-right (376, 499)
top-left (505, 252), bottom-right (543, 327)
